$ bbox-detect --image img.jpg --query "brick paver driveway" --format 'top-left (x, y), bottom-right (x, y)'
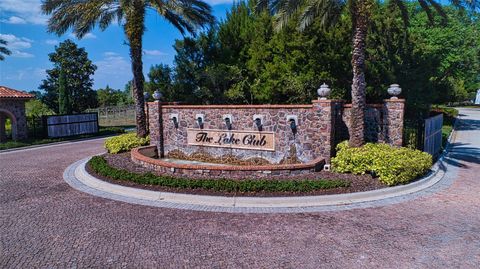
top-left (1, 108), bottom-right (480, 268)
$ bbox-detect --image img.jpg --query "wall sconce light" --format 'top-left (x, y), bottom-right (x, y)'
top-left (225, 118), bottom-right (232, 130)
top-left (223, 114), bottom-right (233, 130)
top-left (287, 115), bottom-right (298, 135)
top-left (289, 119), bottom-right (297, 135)
top-left (172, 117), bottom-right (179, 128)
top-left (195, 114), bottom-right (204, 129)
top-left (255, 118), bottom-right (262, 131)
top-left (169, 114), bottom-right (179, 129)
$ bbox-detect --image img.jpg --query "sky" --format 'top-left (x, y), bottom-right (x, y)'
top-left (0, 0), bottom-right (234, 92)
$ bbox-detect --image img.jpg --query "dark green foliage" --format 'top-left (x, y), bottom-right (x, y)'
top-left (145, 64), bottom-right (175, 101)
top-left (158, 1), bottom-right (478, 111)
top-left (97, 85), bottom-right (132, 107)
top-left (58, 68), bottom-right (71, 114)
top-left (88, 156), bottom-right (350, 193)
top-left (39, 40), bottom-right (97, 113)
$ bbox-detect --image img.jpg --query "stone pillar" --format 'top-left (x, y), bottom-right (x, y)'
top-left (383, 99), bottom-right (405, 147)
top-left (312, 99), bottom-right (336, 163)
top-left (15, 102), bottom-right (28, 140)
top-left (147, 102), bottom-right (160, 147)
top-left (0, 113), bottom-right (6, 143)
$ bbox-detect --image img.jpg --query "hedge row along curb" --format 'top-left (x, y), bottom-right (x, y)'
top-left (88, 156), bottom-right (350, 193)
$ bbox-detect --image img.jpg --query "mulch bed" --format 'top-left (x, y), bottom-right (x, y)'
top-left (86, 152), bottom-right (387, 197)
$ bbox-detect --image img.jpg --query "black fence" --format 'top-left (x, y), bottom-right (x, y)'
top-left (403, 118), bottom-right (425, 150)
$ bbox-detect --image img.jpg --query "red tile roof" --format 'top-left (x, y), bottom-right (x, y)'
top-left (0, 86), bottom-right (35, 99)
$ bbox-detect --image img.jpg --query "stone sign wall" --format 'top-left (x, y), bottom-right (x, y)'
top-left (147, 99), bottom-right (404, 165)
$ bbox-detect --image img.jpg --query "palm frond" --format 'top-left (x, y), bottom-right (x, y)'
top-left (426, 0), bottom-right (447, 24)
top-left (42, 0), bottom-right (122, 38)
top-left (298, 0), bottom-right (344, 31)
top-left (418, 0), bottom-right (435, 22)
top-left (149, 0), bottom-right (215, 36)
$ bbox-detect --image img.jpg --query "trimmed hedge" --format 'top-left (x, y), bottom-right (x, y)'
top-left (332, 142), bottom-right (432, 186)
top-left (88, 156), bottom-right (350, 193)
top-left (104, 133), bottom-right (149, 154)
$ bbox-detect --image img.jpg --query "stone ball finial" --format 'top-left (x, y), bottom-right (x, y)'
top-left (387, 84), bottom-right (402, 99)
top-left (317, 83), bottom-right (331, 100)
top-left (153, 90), bottom-right (162, 102)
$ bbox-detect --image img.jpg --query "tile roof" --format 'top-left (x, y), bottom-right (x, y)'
top-left (0, 86), bottom-right (35, 99)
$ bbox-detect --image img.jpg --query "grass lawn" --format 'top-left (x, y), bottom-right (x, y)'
top-left (0, 126), bottom-right (126, 151)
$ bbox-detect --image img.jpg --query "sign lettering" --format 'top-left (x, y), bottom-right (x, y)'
top-left (187, 129), bottom-right (275, 151)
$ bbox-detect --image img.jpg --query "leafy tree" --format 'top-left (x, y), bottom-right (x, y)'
top-left (25, 100), bottom-right (55, 118)
top-left (0, 39), bottom-right (11, 61)
top-left (58, 68), bottom-right (71, 114)
top-left (146, 64), bottom-right (175, 102)
top-left (257, 0), bottom-right (478, 147)
top-left (39, 40), bottom-right (97, 114)
top-left (42, 0), bottom-right (215, 138)
top-left (97, 85), bottom-right (132, 107)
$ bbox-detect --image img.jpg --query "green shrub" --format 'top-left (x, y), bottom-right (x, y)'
top-left (332, 141), bottom-right (432, 186)
top-left (88, 156), bottom-right (350, 193)
top-left (104, 133), bottom-right (150, 154)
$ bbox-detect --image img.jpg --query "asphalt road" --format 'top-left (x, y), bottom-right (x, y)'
top-left (1, 108), bottom-right (479, 268)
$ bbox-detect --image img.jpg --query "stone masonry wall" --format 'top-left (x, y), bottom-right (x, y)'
top-left (334, 100), bottom-right (404, 147)
top-left (0, 99), bottom-right (28, 140)
top-left (147, 99), bottom-right (404, 165)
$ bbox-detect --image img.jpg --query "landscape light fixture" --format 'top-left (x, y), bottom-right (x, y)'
top-left (289, 118), bottom-right (297, 135)
top-left (225, 117), bottom-right (232, 130)
top-left (197, 117), bottom-right (204, 129)
top-left (172, 116), bottom-right (179, 128)
top-left (255, 118), bottom-right (262, 132)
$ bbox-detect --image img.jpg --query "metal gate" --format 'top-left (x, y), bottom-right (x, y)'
top-left (44, 113), bottom-right (99, 138)
top-left (424, 114), bottom-right (443, 156)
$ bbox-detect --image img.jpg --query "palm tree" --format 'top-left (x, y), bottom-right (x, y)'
top-left (257, 0), bottom-right (476, 147)
top-left (42, 0), bottom-right (215, 138)
top-left (0, 39), bottom-right (11, 61)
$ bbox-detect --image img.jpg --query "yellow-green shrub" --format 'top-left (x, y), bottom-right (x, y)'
top-left (104, 133), bottom-right (150, 154)
top-left (332, 141), bottom-right (432, 186)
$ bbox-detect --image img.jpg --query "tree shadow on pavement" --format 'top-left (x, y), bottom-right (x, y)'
top-left (443, 142), bottom-right (480, 168)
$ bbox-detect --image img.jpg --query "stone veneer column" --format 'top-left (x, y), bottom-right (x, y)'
top-left (312, 99), bottom-right (336, 163)
top-left (383, 99), bottom-right (405, 147)
top-left (147, 102), bottom-right (160, 148)
top-left (15, 101), bottom-right (28, 140)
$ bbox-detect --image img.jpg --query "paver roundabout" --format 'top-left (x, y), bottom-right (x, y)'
top-left (1, 108), bottom-right (479, 268)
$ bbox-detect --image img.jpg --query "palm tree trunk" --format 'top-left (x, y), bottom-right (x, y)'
top-left (125, 2), bottom-right (147, 138)
top-left (349, 0), bottom-right (369, 147)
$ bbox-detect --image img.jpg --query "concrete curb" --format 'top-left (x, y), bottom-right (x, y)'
top-left (62, 114), bottom-right (461, 213)
top-left (63, 150), bottom-right (450, 213)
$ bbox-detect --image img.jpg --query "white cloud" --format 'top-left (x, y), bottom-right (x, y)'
top-left (45, 39), bottom-right (59, 45)
top-left (5, 67), bottom-right (43, 80)
top-left (0, 0), bottom-right (47, 25)
top-left (0, 34), bottom-right (34, 58)
top-left (1, 16), bottom-right (27, 24)
top-left (144, 49), bottom-right (167, 56)
top-left (11, 51), bottom-right (35, 58)
top-left (95, 52), bottom-right (130, 76)
top-left (68, 33), bottom-right (97, 40)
